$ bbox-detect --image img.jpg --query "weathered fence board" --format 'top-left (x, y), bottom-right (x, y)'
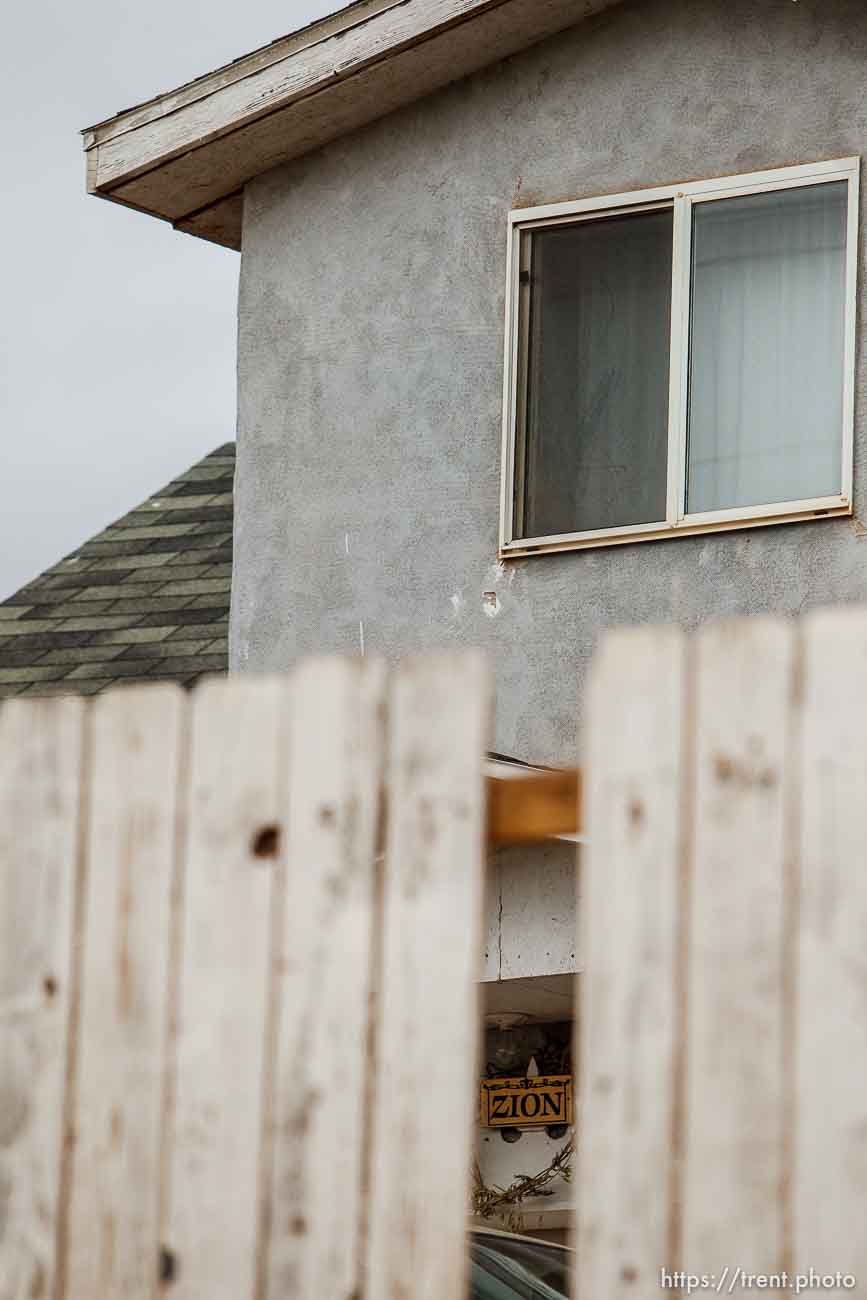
top-left (0, 697), bottom-right (84, 1300)
top-left (366, 653), bottom-right (490, 1300)
top-left (682, 619), bottom-right (796, 1285)
top-left (0, 654), bottom-right (491, 1300)
top-left (798, 609), bottom-right (867, 1284)
top-left (4, 618), bottom-right (867, 1299)
top-left (66, 685), bottom-right (186, 1298)
top-left (580, 611), bottom-right (867, 1298)
top-left (165, 676), bottom-right (286, 1300)
top-left (265, 658), bottom-right (386, 1300)
top-left (577, 626), bottom-right (686, 1300)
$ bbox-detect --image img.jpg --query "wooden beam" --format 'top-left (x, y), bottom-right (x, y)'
top-left (486, 767), bottom-right (582, 848)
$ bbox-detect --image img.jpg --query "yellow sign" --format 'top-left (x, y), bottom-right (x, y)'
top-left (480, 1074), bottom-right (573, 1128)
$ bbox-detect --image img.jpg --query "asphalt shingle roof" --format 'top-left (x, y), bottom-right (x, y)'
top-left (0, 443), bottom-right (234, 699)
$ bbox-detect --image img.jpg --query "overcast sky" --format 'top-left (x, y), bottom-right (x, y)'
top-left (0, 0), bottom-right (340, 600)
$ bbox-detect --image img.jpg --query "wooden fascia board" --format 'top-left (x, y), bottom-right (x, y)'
top-left (82, 0), bottom-right (625, 250)
top-left (81, 0), bottom-right (407, 151)
top-left (85, 0), bottom-right (585, 189)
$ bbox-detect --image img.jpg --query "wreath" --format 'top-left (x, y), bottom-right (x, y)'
top-left (471, 1138), bottom-right (574, 1222)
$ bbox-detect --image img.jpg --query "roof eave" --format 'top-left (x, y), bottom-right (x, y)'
top-left (81, 0), bottom-right (625, 251)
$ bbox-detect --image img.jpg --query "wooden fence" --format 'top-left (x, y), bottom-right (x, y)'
top-left (0, 654), bottom-right (489, 1300)
top-left (580, 609), bottom-right (867, 1298)
top-left (2, 610), bottom-right (867, 1299)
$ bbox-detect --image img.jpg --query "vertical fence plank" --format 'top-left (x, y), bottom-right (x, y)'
top-left (166, 676), bottom-right (286, 1300)
top-left (264, 658), bottom-right (386, 1300)
top-left (578, 626), bottom-right (687, 1300)
top-left (0, 697), bottom-right (85, 1300)
top-left (797, 609), bottom-right (867, 1284)
top-left (682, 618), bottom-right (796, 1287)
top-left (366, 652), bottom-right (490, 1300)
top-left (65, 685), bottom-right (187, 1298)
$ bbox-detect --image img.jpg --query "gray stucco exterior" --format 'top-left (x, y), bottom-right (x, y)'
top-left (232, 0), bottom-right (867, 767)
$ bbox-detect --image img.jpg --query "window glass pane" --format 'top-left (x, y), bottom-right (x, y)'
top-left (687, 181), bottom-right (847, 515)
top-left (519, 209), bottom-right (673, 538)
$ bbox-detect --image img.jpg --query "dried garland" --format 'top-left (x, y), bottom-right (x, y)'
top-left (471, 1138), bottom-right (573, 1223)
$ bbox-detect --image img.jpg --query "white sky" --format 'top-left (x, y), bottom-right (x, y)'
top-left (0, 0), bottom-right (340, 600)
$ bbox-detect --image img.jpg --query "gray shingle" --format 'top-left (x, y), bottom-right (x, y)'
top-left (0, 632), bottom-right (95, 653)
top-left (77, 583), bottom-right (153, 600)
top-left (0, 619), bottom-right (75, 636)
top-left (66, 661), bottom-right (166, 680)
top-left (172, 478), bottom-right (234, 497)
top-left (132, 493), bottom-right (219, 514)
top-left (25, 601), bottom-right (117, 618)
top-left (18, 679), bottom-right (113, 696)
top-left (85, 552), bottom-right (175, 572)
top-left (177, 464), bottom-right (232, 482)
top-left (100, 523), bottom-right (199, 541)
top-left (0, 665), bottom-right (73, 684)
top-left (136, 610), bottom-right (224, 629)
top-left (157, 507), bottom-right (232, 527)
top-left (178, 522), bottom-right (234, 537)
top-left (43, 557), bottom-right (97, 577)
top-left (144, 564), bottom-right (214, 583)
top-left (166, 549), bottom-right (229, 566)
top-left (156, 655), bottom-right (227, 675)
top-left (167, 622), bottom-right (228, 639)
top-left (0, 443), bottom-right (233, 698)
top-left (119, 639), bottom-right (212, 660)
top-left (189, 597), bottom-right (231, 610)
top-left (107, 596), bottom-right (197, 616)
top-left (47, 571), bottom-right (134, 589)
top-left (92, 627), bottom-right (175, 645)
top-left (154, 578), bottom-right (229, 597)
top-left (78, 539), bottom-right (156, 559)
top-left (9, 587), bottom-right (87, 605)
top-left (146, 537), bottom-right (205, 555)
top-left (0, 646), bottom-right (50, 667)
top-left (39, 645), bottom-right (127, 665)
top-left (59, 616), bottom-right (140, 632)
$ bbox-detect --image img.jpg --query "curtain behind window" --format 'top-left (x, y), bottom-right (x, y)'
top-left (523, 209), bottom-right (673, 538)
top-left (687, 181), bottom-right (847, 515)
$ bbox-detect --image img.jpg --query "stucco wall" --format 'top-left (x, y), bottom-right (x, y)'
top-left (233, 0), bottom-right (867, 767)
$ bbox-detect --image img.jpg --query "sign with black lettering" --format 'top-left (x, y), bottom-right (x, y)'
top-left (480, 1075), bottom-right (573, 1128)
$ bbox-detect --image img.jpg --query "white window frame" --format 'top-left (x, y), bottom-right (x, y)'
top-left (498, 156), bottom-right (860, 558)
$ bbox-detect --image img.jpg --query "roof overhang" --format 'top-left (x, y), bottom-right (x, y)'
top-left (81, 0), bottom-right (625, 251)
